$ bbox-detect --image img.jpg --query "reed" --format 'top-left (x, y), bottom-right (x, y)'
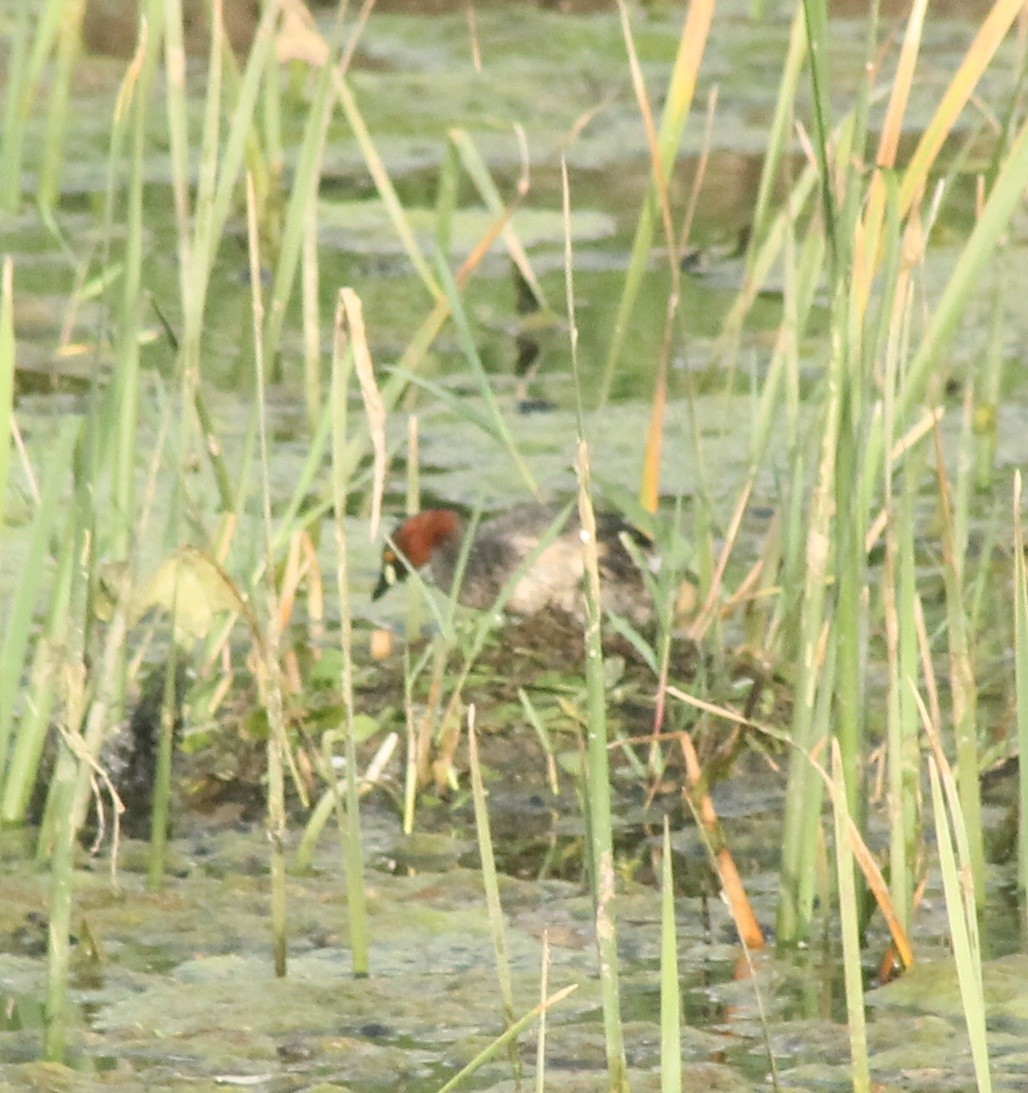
top-left (435, 983), bottom-right (579, 1093)
top-left (0, 260), bottom-right (16, 742)
top-left (467, 706), bottom-right (520, 1078)
top-left (261, 6), bottom-right (348, 371)
top-left (831, 740), bottom-right (870, 1093)
top-left (658, 818), bottom-right (682, 1093)
top-left (599, 0), bottom-right (715, 404)
top-left (1014, 472), bottom-right (1028, 912)
top-left (1, 0), bottom-right (1027, 1083)
top-left (0, 0), bottom-right (73, 212)
top-left (0, 424), bottom-right (79, 821)
top-left (37, 0), bottom-right (86, 209)
top-left (329, 287), bottom-right (371, 976)
top-left (563, 155), bottom-right (627, 1089)
top-left (534, 931), bottom-right (551, 1093)
top-left (246, 171), bottom-right (290, 978)
top-left (922, 701), bottom-right (993, 1092)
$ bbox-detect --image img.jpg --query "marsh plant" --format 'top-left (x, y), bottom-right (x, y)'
top-left (0, 0), bottom-right (1026, 1088)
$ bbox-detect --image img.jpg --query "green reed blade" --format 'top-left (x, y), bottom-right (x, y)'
top-left (433, 250), bottom-right (538, 499)
top-left (43, 736), bottom-right (77, 1062)
top-left (778, 291), bottom-right (845, 944)
top-left (448, 129), bottom-right (549, 312)
top-left (436, 984), bottom-right (579, 1093)
top-left (928, 757), bottom-right (993, 1093)
top-left (468, 708), bottom-right (519, 1071)
top-left (0, 259), bottom-right (13, 536)
top-left (37, 0), bottom-right (83, 209)
top-left (331, 289), bottom-right (371, 976)
top-left (599, 0), bottom-right (714, 403)
top-left (831, 741), bottom-right (870, 1093)
top-left (334, 71), bottom-right (440, 301)
top-left (263, 12), bottom-right (350, 369)
top-left (1013, 473), bottom-right (1028, 911)
top-left (576, 443), bottom-right (628, 1091)
top-left (892, 113), bottom-right (1028, 442)
top-left (748, 5), bottom-right (807, 263)
top-left (0, 1), bottom-right (32, 210)
top-left (931, 425), bottom-right (985, 901)
top-left (659, 819), bottom-right (683, 1093)
top-left (0, 421), bottom-right (78, 797)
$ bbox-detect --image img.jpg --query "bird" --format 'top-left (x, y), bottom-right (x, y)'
top-left (372, 501), bottom-right (655, 624)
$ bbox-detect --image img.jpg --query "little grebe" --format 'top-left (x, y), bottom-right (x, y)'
top-left (372, 502), bottom-right (653, 623)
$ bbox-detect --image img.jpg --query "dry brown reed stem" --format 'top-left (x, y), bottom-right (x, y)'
top-left (667, 686), bottom-right (916, 969)
top-left (677, 731), bottom-right (765, 950)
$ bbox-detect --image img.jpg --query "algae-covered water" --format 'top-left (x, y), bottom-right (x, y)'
top-left (3, 0), bottom-right (1028, 1090)
top-left (3, 790), bottom-right (1028, 1090)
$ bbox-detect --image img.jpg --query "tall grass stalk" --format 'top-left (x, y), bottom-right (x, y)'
top-left (562, 155), bottom-right (627, 1087)
top-left (0, 1), bottom-right (32, 211)
top-left (467, 707), bottom-right (520, 1078)
top-left (1012, 472), bottom-right (1028, 911)
top-left (447, 130), bottom-right (548, 311)
top-left (302, 201), bottom-right (322, 430)
top-left (666, 685), bottom-right (914, 969)
top-left (109, 6), bottom-right (160, 559)
top-left (888, 110), bottom-right (1028, 456)
top-left (434, 984), bottom-right (579, 1093)
top-left (578, 443), bottom-right (628, 1092)
top-left (599, 0), bottom-right (714, 403)
top-left (42, 725), bottom-right (80, 1062)
top-left (931, 425), bottom-right (985, 899)
top-left (897, 0), bottom-right (1024, 218)
top-left (39, 479), bottom-right (131, 865)
top-left (333, 69), bottom-right (440, 302)
top-left (519, 689), bottom-right (560, 798)
top-left (0, 258), bottom-right (14, 554)
top-left (37, 0), bottom-right (85, 208)
top-left (746, 5), bottom-right (807, 273)
top-left (830, 741), bottom-right (870, 1093)
top-left (924, 738), bottom-right (992, 1092)
top-left (882, 466), bottom-right (922, 936)
top-left (773, 0), bottom-right (1025, 942)
top-left (798, 0), bottom-right (840, 276)
top-left (246, 173), bottom-right (289, 977)
top-left (9, 512), bottom-right (75, 841)
top-left (973, 260), bottom-right (1007, 490)
top-left (168, 0), bottom-right (279, 384)
top-left (433, 253), bottom-right (538, 498)
top-left (678, 730), bottom-right (765, 948)
top-left (262, 11), bottom-right (349, 372)
top-left (659, 818), bottom-right (683, 1093)
top-left (535, 931), bottom-right (551, 1093)
top-left (777, 324), bottom-right (844, 943)
top-left (0, 428), bottom-right (78, 820)
top-left (330, 288), bottom-right (372, 976)
top-left (0, 0), bottom-right (74, 212)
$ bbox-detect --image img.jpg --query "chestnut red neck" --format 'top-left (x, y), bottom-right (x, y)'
top-left (394, 509), bottom-right (462, 567)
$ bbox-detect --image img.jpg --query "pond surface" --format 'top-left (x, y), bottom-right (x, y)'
top-left (3, 0), bottom-right (1028, 1090)
top-left (1, 783), bottom-right (1027, 1091)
